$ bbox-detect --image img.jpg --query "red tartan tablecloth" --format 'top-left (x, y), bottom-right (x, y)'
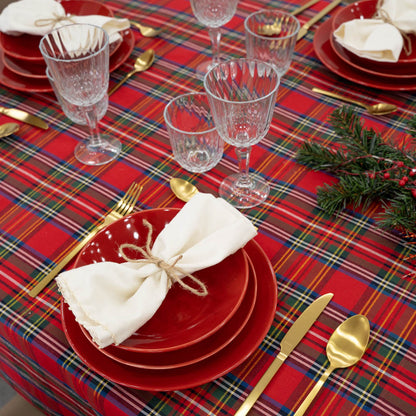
top-left (0, 0), bottom-right (415, 415)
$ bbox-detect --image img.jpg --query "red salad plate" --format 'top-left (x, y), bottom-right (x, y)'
top-left (314, 17), bottom-right (416, 91)
top-left (74, 208), bottom-right (249, 353)
top-left (0, 0), bottom-right (113, 62)
top-left (331, 0), bottom-right (416, 70)
top-left (62, 237), bottom-right (277, 391)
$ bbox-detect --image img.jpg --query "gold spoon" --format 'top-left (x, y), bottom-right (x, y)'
top-left (108, 49), bottom-right (155, 95)
top-left (293, 314), bottom-right (370, 416)
top-left (169, 178), bottom-right (199, 202)
top-left (0, 122), bottom-right (19, 138)
top-left (258, 20), bottom-right (282, 36)
top-left (131, 21), bottom-right (161, 37)
top-left (312, 87), bottom-right (397, 116)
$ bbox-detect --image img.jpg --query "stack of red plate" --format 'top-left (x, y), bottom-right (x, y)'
top-left (313, 0), bottom-right (416, 91)
top-left (0, 0), bottom-right (134, 93)
top-left (61, 207), bottom-right (278, 391)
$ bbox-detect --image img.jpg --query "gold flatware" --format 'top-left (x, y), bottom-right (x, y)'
top-left (108, 49), bottom-right (155, 95)
top-left (235, 293), bottom-right (334, 416)
top-left (131, 21), bottom-right (161, 37)
top-left (0, 122), bottom-right (19, 138)
top-left (293, 314), bottom-right (370, 416)
top-left (169, 178), bottom-right (199, 202)
top-left (28, 183), bottom-right (143, 297)
top-left (0, 106), bottom-right (48, 130)
top-left (258, 0), bottom-right (321, 36)
top-left (297, 0), bottom-right (343, 41)
top-left (312, 87), bottom-right (398, 116)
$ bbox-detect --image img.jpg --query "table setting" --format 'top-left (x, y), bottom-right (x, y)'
top-left (0, 1), bottom-right (414, 416)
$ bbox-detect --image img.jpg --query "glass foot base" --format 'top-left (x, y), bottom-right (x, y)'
top-left (75, 136), bottom-right (121, 166)
top-left (219, 173), bottom-right (270, 209)
top-left (194, 59), bottom-right (221, 79)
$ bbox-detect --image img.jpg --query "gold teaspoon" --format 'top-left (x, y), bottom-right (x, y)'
top-left (293, 314), bottom-right (370, 416)
top-left (169, 178), bottom-right (199, 202)
top-left (312, 87), bottom-right (397, 116)
top-left (0, 122), bottom-right (19, 138)
top-left (131, 22), bottom-right (161, 37)
top-left (108, 49), bottom-right (155, 95)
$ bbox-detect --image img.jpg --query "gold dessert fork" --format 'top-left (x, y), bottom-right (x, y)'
top-left (28, 182), bottom-right (143, 297)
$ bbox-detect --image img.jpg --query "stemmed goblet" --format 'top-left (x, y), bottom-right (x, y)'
top-left (204, 59), bottom-right (280, 208)
top-left (40, 24), bottom-right (121, 166)
top-left (190, 0), bottom-right (239, 75)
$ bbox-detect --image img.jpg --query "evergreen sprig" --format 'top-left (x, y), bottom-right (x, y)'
top-left (297, 107), bottom-right (416, 234)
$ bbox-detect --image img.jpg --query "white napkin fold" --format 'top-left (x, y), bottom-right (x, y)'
top-left (333, 0), bottom-right (416, 62)
top-left (0, 0), bottom-right (129, 44)
top-left (56, 193), bottom-right (257, 349)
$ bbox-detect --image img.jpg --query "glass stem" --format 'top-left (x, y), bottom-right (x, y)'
top-left (235, 146), bottom-right (253, 187)
top-left (208, 27), bottom-right (221, 65)
top-left (85, 108), bottom-right (103, 148)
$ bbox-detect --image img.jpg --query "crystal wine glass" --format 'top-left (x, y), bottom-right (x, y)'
top-left (204, 59), bottom-right (280, 208)
top-left (40, 24), bottom-right (121, 166)
top-left (190, 0), bottom-right (239, 75)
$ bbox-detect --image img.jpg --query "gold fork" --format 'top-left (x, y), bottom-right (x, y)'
top-left (28, 183), bottom-right (143, 297)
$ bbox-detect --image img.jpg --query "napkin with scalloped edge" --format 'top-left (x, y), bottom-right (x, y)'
top-left (56, 192), bottom-right (257, 349)
top-left (0, 0), bottom-right (129, 44)
top-left (333, 0), bottom-right (416, 62)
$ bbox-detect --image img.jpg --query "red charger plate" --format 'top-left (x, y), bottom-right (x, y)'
top-left (73, 208), bottom-right (249, 353)
top-left (96, 255), bottom-right (257, 370)
top-left (61, 237), bottom-right (277, 391)
top-left (314, 17), bottom-right (416, 91)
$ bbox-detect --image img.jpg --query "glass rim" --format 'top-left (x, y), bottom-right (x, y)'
top-left (203, 59), bottom-right (280, 105)
top-left (244, 9), bottom-right (300, 40)
top-left (163, 92), bottom-right (218, 135)
top-left (39, 23), bottom-right (109, 64)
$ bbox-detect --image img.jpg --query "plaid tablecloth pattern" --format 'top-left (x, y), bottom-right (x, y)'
top-left (0, 0), bottom-right (415, 415)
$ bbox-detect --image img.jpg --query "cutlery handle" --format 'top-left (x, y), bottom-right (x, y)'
top-left (28, 227), bottom-right (101, 297)
top-left (108, 70), bottom-right (136, 95)
top-left (291, 0), bottom-right (321, 16)
top-left (293, 366), bottom-right (334, 416)
top-left (312, 88), bottom-right (366, 109)
top-left (235, 351), bottom-right (287, 416)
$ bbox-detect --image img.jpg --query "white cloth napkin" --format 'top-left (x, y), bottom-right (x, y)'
top-left (0, 0), bottom-right (130, 44)
top-left (333, 0), bottom-right (416, 62)
top-left (56, 193), bottom-right (257, 349)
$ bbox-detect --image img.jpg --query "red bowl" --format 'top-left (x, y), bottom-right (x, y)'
top-left (74, 208), bottom-right (250, 353)
top-left (0, 0), bottom-right (114, 62)
top-left (332, 0), bottom-right (416, 69)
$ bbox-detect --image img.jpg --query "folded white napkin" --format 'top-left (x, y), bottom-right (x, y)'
top-left (0, 0), bottom-right (129, 44)
top-left (334, 0), bottom-right (416, 62)
top-left (57, 193), bottom-right (257, 349)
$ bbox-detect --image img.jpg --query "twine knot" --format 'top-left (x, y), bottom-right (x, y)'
top-left (118, 219), bottom-right (208, 297)
top-left (375, 0), bottom-right (412, 56)
top-left (35, 13), bottom-right (75, 28)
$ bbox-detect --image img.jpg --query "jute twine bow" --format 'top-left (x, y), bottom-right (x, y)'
top-left (35, 13), bottom-right (75, 28)
top-left (118, 219), bottom-right (208, 297)
top-left (375, 0), bottom-right (412, 56)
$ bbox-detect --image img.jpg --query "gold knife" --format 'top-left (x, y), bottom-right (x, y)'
top-left (0, 106), bottom-right (48, 130)
top-left (234, 293), bottom-right (334, 416)
top-left (291, 0), bottom-right (321, 16)
top-left (297, 0), bottom-right (343, 40)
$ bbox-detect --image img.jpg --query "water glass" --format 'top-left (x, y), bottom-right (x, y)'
top-left (164, 92), bottom-right (223, 173)
top-left (46, 67), bottom-right (107, 126)
top-left (245, 10), bottom-right (300, 77)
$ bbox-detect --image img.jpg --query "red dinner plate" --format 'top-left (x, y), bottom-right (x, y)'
top-left (61, 237), bottom-right (277, 391)
top-left (0, 0), bottom-right (113, 62)
top-left (74, 208), bottom-right (249, 353)
top-left (97, 255), bottom-right (257, 369)
top-left (331, 0), bottom-right (416, 69)
top-left (330, 35), bottom-right (416, 80)
top-left (313, 17), bottom-right (416, 91)
top-left (0, 29), bottom-right (133, 92)
top-left (3, 54), bottom-right (47, 79)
